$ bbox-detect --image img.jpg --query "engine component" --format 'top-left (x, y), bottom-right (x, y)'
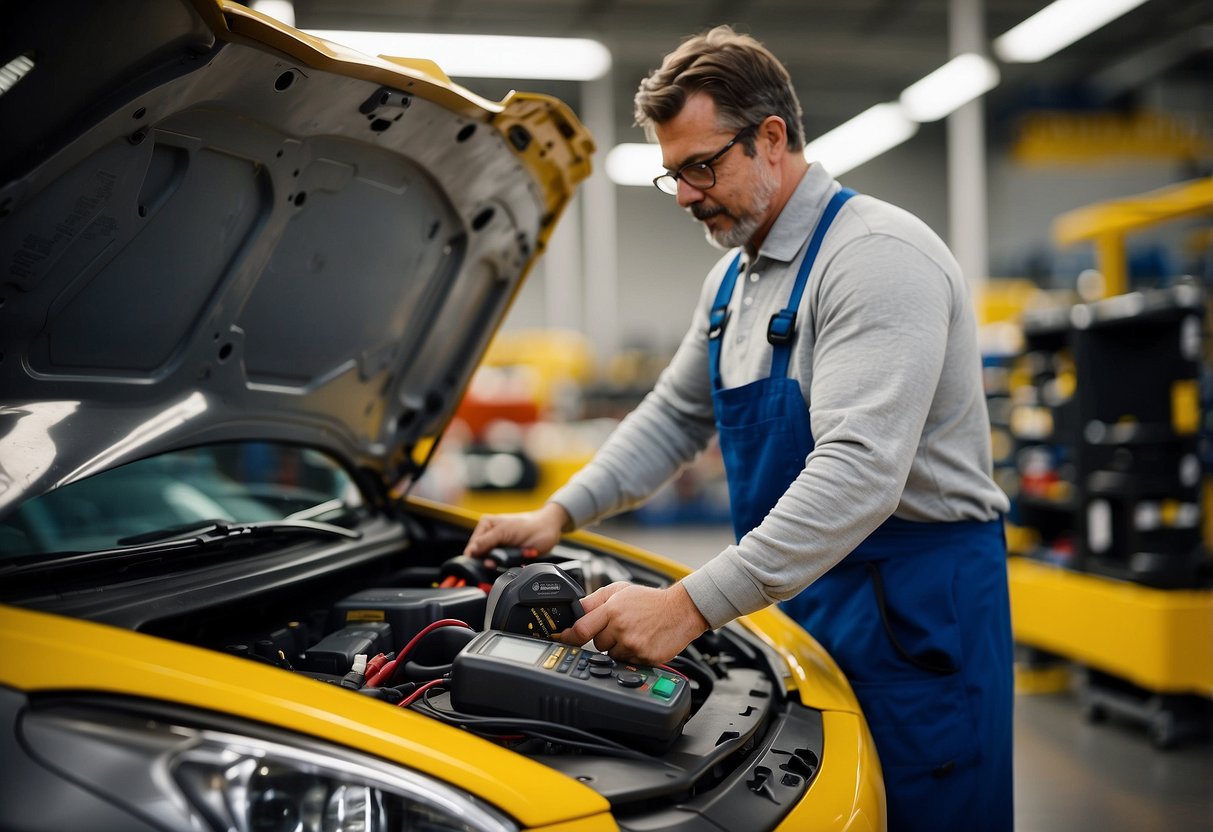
top-left (437, 555), bottom-right (500, 590)
top-left (299, 622), bottom-right (392, 674)
top-left (330, 587), bottom-right (486, 652)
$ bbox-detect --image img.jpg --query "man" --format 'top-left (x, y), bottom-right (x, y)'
top-left (464, 25), bottom-right (1013, 831)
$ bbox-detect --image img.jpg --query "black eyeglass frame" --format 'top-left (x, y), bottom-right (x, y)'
top-left (652, 124), bottom-right (760, 196)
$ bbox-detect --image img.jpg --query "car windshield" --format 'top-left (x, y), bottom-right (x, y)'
top-left (0, 442), bottom-right (366, 560)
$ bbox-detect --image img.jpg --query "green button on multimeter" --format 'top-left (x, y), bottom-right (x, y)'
top-left (651, 676), bottom-right (678, 699)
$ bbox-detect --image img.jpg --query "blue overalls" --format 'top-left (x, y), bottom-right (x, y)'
top-left (708, 188), bottom-right (1013, 831)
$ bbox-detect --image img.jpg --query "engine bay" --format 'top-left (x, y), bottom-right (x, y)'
top-left (6, 512), bottom-right (824, 825)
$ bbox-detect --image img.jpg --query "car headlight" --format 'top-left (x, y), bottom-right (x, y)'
top-left (20, 701), bottom-right (517, 832)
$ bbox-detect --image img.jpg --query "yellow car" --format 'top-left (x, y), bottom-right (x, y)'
top-left (0, 2), bottom-right (884, 829)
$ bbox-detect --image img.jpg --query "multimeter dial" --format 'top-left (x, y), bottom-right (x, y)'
top-left (499, 603), bottom-right (578, 639)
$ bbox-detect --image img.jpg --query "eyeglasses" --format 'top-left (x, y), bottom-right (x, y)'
top-left (652, 125), bottom-right (758, 196)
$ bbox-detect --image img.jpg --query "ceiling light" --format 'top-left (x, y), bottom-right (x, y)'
top-left (803, 103), bottom-right (919, 176)
top-left (994, 0), bottom-right (1151, 63)
top-left (899, 53), bottom-right (1000, 122)
top-left (0, 53), bottom-right (35, 97)
top-left (604, 143), bottom-right (663, 187)
top-left (303, 30), bottom-right (612, 81)
top-left (249, 0), bottom-right (296, 27)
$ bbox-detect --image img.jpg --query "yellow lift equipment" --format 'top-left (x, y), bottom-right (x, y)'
top-left (1010, 177), bottom-right (1213, 747)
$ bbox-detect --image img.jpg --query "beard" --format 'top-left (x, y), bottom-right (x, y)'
top-left (692, 160), bottom-right (779, 250)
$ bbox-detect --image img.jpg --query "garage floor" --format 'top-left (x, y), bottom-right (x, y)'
top-left (596, 520), bottom-right (1213, 832)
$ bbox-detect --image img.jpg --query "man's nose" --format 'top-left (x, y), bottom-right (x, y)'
top-left (676, 178), bottom-right (705, 209)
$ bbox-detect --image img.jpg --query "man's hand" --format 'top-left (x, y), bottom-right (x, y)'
top-left (558, 581), bottom-right (709, 666)
top-left (463, 502), bottom-right (570, 558)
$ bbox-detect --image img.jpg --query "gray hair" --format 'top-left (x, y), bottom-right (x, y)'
top-left (634, 25), bottom-right (806, 153)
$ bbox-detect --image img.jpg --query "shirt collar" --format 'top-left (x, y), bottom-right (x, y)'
top-left (753, 163), bottom-right (839, 263)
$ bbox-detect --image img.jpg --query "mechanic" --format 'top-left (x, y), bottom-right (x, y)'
top-left (464, 25), bottom-right (1013, 832)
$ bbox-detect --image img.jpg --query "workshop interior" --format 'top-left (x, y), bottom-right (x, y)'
top-left (0, 1), bottom-right (1211, 831)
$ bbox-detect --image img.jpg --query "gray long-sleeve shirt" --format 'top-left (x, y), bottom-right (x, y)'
top-left (549, 164), bottom-right (1010, 629)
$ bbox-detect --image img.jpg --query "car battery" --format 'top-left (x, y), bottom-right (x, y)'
top-left (330, 587), bottom-right (486, 652)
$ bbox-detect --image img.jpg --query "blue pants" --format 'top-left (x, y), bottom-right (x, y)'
top-left (782, 519), bottom-right (1013, 832)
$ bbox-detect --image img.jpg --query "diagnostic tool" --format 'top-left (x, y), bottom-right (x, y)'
top-left (450, 630), bottom-right (692, 748)
top-left (484, 562), bottom-right (586, 639)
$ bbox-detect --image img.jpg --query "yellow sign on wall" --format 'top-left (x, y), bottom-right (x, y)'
top-left (1014, 111), bottom-right (1213, 165)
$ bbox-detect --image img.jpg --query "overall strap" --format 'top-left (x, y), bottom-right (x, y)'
top-left (768, 187), bottom-right (857, 378)
top-left (707, 252), bottom-right (744, 391)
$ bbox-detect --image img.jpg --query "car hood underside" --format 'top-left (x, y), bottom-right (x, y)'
top-left (0, 0), bottom-right (591, 516)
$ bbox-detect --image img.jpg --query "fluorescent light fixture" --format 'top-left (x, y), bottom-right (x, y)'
top-left (304, 30), bottom-right (612, 81)
top-left (994, 0), bottom-right (1151, 63)
top-left (249, 0), bottom-right (296, 27)
top-left (899, 53), bottom-right (999, 122)
top-left (0, 53), bottom-right (35, 97)
top-left (605, 143), bottom-right (664, 187)
top-left (803, 103), bottom-right (919, 176)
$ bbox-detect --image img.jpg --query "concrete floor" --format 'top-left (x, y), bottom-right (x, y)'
top-left (596, 519), bottom-right (1213, 832)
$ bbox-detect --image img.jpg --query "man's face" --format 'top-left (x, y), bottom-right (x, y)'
top-left (654, 93), bottom-right (778, 250)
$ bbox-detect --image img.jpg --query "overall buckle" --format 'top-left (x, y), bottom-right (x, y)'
top-left (767, 310), bottom-right (797, 345)
top-left (708, 306), bottom-right (730, 340)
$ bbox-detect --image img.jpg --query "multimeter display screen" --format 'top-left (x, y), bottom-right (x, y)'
top-left (484, 634), bottom-right (549, 664)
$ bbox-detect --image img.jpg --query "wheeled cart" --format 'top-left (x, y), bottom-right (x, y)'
top-left (1009, 556), bottom-right (1213, 748)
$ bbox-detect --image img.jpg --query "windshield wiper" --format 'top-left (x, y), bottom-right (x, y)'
top-left (116, 518), bottom-right (360, 546)
top-left (0, 519), bottom-right (362, 581)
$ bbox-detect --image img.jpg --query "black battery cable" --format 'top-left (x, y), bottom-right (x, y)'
top-left (411, 687), bottom-right (657, 762)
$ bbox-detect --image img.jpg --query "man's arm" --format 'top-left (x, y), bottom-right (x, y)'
top-left (558, 235), bottom-right (956, 658)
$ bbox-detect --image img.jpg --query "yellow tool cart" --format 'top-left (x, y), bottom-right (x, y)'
top-left (1005, 177), bottom-right (1213, 748)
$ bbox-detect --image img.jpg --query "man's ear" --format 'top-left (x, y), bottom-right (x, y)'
top-left (758, 115), bottom-right (789, 159)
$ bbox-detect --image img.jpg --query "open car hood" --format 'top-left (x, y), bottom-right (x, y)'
top-left (0, 0), bottom-right (592, 516)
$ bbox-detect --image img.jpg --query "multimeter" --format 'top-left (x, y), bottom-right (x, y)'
top-left (450, 630), bottom-right (692, 748)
